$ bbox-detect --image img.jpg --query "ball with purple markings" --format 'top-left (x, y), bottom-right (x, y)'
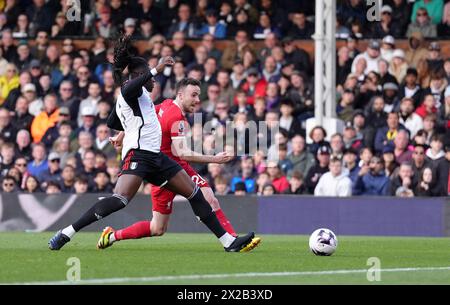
top-left (309, 228), bottom-right (338, 256)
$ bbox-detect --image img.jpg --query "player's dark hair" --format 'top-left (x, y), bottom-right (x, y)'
top-left (112, 34), bottom-right (148, 86)
top-left (175, 78), bottom-right (201, 94)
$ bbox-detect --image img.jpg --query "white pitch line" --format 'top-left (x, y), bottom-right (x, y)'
top-left (4, 266), bottom-right (450, 285)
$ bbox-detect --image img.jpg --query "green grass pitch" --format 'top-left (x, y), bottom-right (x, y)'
top-left (0, 232), bottom-right (449, 284)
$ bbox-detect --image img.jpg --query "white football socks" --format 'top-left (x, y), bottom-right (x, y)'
top-left (219, 232), bottom-right (236, 248)
top-left (61, 225), bottom-right (76, 238)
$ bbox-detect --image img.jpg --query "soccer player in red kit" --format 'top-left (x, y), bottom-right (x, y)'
top-left (97, 78), bottom-right (260, 251)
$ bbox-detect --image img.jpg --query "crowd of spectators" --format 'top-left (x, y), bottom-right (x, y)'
top-left (0, 0), bottom-right (449, 198)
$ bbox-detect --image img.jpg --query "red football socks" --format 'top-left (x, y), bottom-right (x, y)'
top-left (115, 221), bottom-right (151, 240)
top-left (215, 209), bottom-right (237, 237)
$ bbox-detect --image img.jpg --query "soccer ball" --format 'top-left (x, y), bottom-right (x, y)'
top-left (309, 228), bottom-right (338, 256)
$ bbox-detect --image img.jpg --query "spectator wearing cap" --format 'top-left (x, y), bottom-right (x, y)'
top-left (398, 68), bottom-right (424, 107)
top-left (240, 67), bottom-right (267, 105)
top-left (382, 82), bottom-right (401, 112)
top-left (393, 129), bottom-right (413, 164)
top-left (41, 106), bottom-right (71, 149)
top-left (30, 93), bottom-right (59, 143)
top-left (288, 11), bottom-right (314, 39)
top-left (426, 42), bottom-right (444, 75)
top-left (122, 17), bottom-right (139, 39)
top-left (351, 40), bottom-right (381, 75)
top-left (411, 0), bottom-right (444, 25)
top-left (230, 157), bottom-right (256, 194)
top-left (405, 31), bottom-right (428, 68)
top-left (12, 96), bottom-right (34, 132)
top-left (399, 97), bottom-right (424, 138)
top-left (266, 160), bottom-right (290, 193)
top-left (304, 145), bottom-right (331, 194)
top-left (75, 106), bottom-right (97, 138)
top-left (343, 123), bottom-right (364, 152)
top-left (389, 49), bottom-right (408, 84)
top-left (343, 147), bottom-right (360, 184)
top-left (40, 152), bottom-right (62, 187)
top-left (314, 157), bottom-right (352, 197)
top-left (283, 170), bottom-right (307, 195)
top-left (353, 155), bottom-right (389, 196)
top-left (374, 112), bottom-right (406, 153)
top-left (372, 5), bottom-right (402, 38)
top-left (22, 82), bottom-right (43, 117)
top-left (380, 35), bottom-right (395, 63)
top-left (197, 9), bottom-right (226, 39)
top-left (407, 7), bottom-right (437, 38)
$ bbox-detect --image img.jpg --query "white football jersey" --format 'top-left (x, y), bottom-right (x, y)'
top-left (115, 86), bottom-right (162, 159)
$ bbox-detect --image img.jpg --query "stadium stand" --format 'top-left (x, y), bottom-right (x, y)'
top-left (0, 0), bottom-right (448, 197)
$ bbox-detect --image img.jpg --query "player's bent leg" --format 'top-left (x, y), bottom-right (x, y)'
top-left (150, 211), bottom-right (170, 236)
top-left (201, 187), bottom-right (237, 237)
top-left (201, 187), bottom-right (220, 211)
top-left (49, 175), bottom-right (143, 251)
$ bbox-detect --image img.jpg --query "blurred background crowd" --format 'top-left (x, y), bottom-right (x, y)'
top-left (0, 0), bottom-right (449, 197)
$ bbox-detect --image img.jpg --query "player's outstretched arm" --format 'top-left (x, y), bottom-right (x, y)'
top-left (121, 56), bottom-right (175, 100)
top-left (171, 137), bottom-right (234, 164)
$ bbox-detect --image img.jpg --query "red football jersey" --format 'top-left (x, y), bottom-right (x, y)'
top-left (155, 99), bottom-right (190, 168)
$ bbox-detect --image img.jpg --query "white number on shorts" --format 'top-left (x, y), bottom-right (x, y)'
top-left (191, 175), bottom-right (207, 187)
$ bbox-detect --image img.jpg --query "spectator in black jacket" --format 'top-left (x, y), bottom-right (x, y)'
top-left (283, 170), bottom-right (307, 194)
top-left (282, 36), bottom-right (311, 74)
top-left (26, 0), bottom-right (54, 36)
top-left (304, 145), bottom-right (331, 194)
top-left (288, 11), bottom-right (314, 39)
top-left (0, 107), bottom-right (16, 143)
top-left (14, 129), bottom-right (32, 160)
top-left (425, 134), bottom-right (447, 196)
